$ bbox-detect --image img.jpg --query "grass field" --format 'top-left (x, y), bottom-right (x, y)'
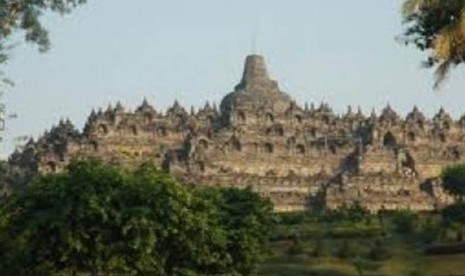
top-left (259, 211), bottom-right (465, 276)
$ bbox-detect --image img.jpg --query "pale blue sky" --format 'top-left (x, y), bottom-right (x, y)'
top-left (2, 0), bottom-right (465, 156)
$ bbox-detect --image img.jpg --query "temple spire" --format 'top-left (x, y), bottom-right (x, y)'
top-left (235, 55), bottom-right (277, 92)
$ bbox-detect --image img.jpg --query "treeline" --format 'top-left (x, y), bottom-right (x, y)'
top-left (0, 159), bottom-right (274, 275)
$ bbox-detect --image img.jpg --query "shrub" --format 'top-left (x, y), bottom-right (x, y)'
top-left (287, 239), bottom-right (305, 256)
top-left (335, 240), bottom-right (356, 259)
top-left (310, 239), bottom-right (326, 257)
top-left (424, 242), bottom-right (465, 255)
top-left (418, 216), bottom-right (441, 244)
top-left (0, 160), bottom-right (274, 275)
top-left (391, 210), bottom-right (419, 234)
top-left (368, 238), bottom-right (391, 261)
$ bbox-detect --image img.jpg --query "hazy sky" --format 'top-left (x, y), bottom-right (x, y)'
top-left (2, 0), bottom-right (465, 156)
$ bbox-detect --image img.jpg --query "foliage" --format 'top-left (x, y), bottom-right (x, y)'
top-left (391, 210), bottom-right (419, 234)
top-left (310, 239), bottom-right (326, 257)
top-left (335, 240), bottom-right (356, 259)
top-left (0, 0), bottom-right (86, 62)
top-left (286, 236), bottom-right (305, 256)
top-left (442, 164), bottom-right (465, 200)
top-left (319, 202), bottom-right (370, 223)
top-left (328, 224), bottom-right (383, 239)
top-left (368, 238), bottom-right (391, 261)
top-left (400, 0), bottom-right (465, 88)
top-left (275, 211), bottom-right (308, 225)
top-left (197, 186), bottom-right (275, 275)
top-left (418, 216), bottom-right (441, 243)
top-left (424, 242), bottom-right (465, 255)
top-left (0, 159), bottom-right (274, 275)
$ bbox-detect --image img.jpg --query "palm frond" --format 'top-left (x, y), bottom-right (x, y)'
top-left (434, 61), bottom-right (451, 89)
top-left (402, 0), bottom-right (444, 17)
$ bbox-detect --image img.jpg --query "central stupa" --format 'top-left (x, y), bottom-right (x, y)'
top-left (220, 55), bottom-right (293, 124)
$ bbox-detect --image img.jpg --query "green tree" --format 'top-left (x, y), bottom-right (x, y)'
top-left (401, 0), bottom-right (465, 88)
top-left (391, 210), bottom-right (419, 234)
top-left (442, 164), bottom-right (465, 201)
top-left (0, 0), bottom-right (87, 62)
top-left (197, 186), bottom-right (275, 275)
top-left (0, 1), bottom-right (87, 142)
top-left (336, 240), bottom-right (356, 259)
top-left (0, 159), bottom-right (273, 275)
top-left (368, 238), bottom-right (391, 261)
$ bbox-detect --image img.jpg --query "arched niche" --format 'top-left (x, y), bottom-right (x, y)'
top-left (199, 139), bottom-right (209, 150)
top-left (207, 115), bottom-right (215, 125)
top-left (308, 127), bottom-right (317, 138)
top-left (47, 161), bottom-right (57, 173)
top-left (443, 121), bottom-right (451, 130)
top-left (198, 161), bottom-right (205, 172)
top-left (90, 140), bottom-right (99, 152)
top-left (407, 132), bottom-right (416, 143)
top-left (400, 152), bottom-right (417, 176)
top-left (295, 114), bottom-right (303, 124)
top-left (322, 115), bottom-right (331, 125)
top-left (329, 144), bottom-right (337, 154)
top-left (265, 113), bottom-right (274, 124)
top-left (264, 143), bottom-right (274, 154)
top-left (287, 137), bottom-right (296, 148)
top-left (130, 125), bottom-right (138, 136)
top-left (253, 142), bottom-right (259, 153)
top-left (417, 119), bottom-right (424, 129)
top-left (237, 111), bottom-right (246, 123)
top-left (232, 138), bottom-right (242, 152)
top-left (144, 113), bottom-right (153, 123)
top-left (383, 131), bottom-right (397, 149)
top-left (266, 169), bottom-right (277, 176)
top-left (452, 147), bottom-right (461, 160)
top-left (296, 144), bottom-right (306, 155)
top-left (269, 124), bottom-right (284, 136)
top-left (439, 133), bottom-right (447, 143)
top-left (157, 126), bottom-right (168, 137)
top-left (98, 124), bottom-right (108, 135)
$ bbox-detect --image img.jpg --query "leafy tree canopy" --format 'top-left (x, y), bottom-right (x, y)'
top-left (0, 0), bottom-right (86, 63)
top-left (0, 159), bottom-right (274, 275)
top-left (442, 163), bottom-right (465, 200)
top-left (401, 0), bottom-right (465, 88)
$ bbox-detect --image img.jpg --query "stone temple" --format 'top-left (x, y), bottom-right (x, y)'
top-left (6, 55), bottom-right (461, 212)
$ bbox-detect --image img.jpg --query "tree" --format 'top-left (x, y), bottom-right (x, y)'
top-left (0, 0), bottom-right (87, 62)
top-left (0, 159), bottom-right (274, 275)
top-left (0, 1), bottom-right (87, 141)
top-left (442, 164), bottom-right (465, 201)
top-left (196, 186), bottom-right (275, 275)
top-left (401, 0), bottom-right (465, 88)
top-left (368, 238), bottom-right (391, 261)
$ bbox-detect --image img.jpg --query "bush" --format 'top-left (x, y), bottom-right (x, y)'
top-left (391, 210), bottom-right (419, 234)
top-left (286, 236), bottom-right (305, 256)
top-left (368, 238), bottom-right (391, 261)
top-left (424, 242), bottom-right (465, 255)
top-left (0, 160), bottom-right (274, 275)
top-left (310, 239), bottom-right (326, 257)
top-left (319, 202), bottom-right (371, 223)
top-left (276, 212), bottom-right (308, 225)
top-left (328, 224), bottom-right (383, 239)
top-left (442, 164), bottom-right (465, 200)
top-left (442, 202), bottom-right (465, 225)
top-left (418, 216), bottom-right (441, 244)
top-left (335, 240), bottom-right (356, 259)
